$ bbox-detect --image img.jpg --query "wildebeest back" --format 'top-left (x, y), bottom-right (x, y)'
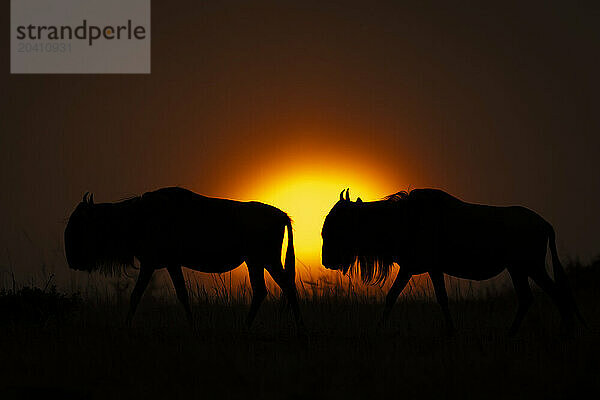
top-left (133, 187), bottom-right (287, 271)
top-left (402, 189), bottom-right (550, 278)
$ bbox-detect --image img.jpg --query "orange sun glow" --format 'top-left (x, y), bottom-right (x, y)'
top-left (237, 160), bottom-right (402, 280)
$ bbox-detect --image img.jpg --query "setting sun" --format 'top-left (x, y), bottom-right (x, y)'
top-left (237, 161), bottom-right (401, 276)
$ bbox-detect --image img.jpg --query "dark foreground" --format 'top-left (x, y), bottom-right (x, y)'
top-left (1, 263), bottom-right (598, 400)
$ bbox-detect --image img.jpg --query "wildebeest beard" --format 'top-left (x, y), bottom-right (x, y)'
top-left (345, 242), bottom-right (396, 285)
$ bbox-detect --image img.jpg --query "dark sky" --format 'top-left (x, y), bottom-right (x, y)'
top-left (1, 1), bottom-right (599, 281)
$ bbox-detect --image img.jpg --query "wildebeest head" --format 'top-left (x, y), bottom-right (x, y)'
top-left (64, 192), bottom-right (133, 274)
top-left (64, 192), bottom-right (96, 271)
top-left (322, 188), bottom-right (399, 284)
top-left (321, 189), bottom-right (363, 274)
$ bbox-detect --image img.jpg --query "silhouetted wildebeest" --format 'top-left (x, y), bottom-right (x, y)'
top-left (322, 188), bottom-right (584, 335)
top-left (64, 187), bottom-right (303, 329)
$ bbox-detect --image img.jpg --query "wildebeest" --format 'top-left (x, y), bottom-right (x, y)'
top-left (64, 187), bottom-right (303, 329)
top-left (321, 188), bottom-right (584, 335)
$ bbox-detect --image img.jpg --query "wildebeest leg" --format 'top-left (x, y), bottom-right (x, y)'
top-left (429, 271), bottom-right (455, 335)
top-left (126, 266), bottom-right (154, 327)
top-left (167, 266), bottom-right (193, 326)
top-left (377, 268), bottom-right (411, 329)
top-left (507, 268), bottom-right (533, 336)
top-left (266, 261), bottom-right (304, 330)
top-left (246, 264), bottom-right (267, 328)
top-left (528, 265), bottom-right (573, 335)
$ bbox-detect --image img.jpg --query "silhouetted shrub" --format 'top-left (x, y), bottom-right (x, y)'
top-left (0, 284), bottom-right (81, 326)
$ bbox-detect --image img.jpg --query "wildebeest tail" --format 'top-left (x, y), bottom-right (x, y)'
top-left (548, 224), bottom-right (587, 327)
top-left (284, 216), bottom-right (295, 281)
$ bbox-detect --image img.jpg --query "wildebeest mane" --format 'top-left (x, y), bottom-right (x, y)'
top-left (343, 191), bottom-right (411, 285)
top-left (383, 190), bottom-right (410, 202)
top-left (90, 197), bottom-right (141, 275)
top-left (347, 189), bottom-right (463, 284)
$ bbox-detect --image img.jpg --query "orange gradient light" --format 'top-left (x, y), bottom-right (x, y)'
top-left (237, 160), bottom-right (401, 278)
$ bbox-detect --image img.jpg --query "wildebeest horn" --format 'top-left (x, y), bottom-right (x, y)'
top-left (340, 189), bottom-right (345, 201)
top-left (345, 188), bottom-right (350, 201)
top-left (83, 192), bottom-right (90, 203)
top-left (89, 193), bottom-right (94, 205)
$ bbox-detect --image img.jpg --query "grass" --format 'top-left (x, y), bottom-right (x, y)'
top-left (0, 259), bottom-right (598, 400)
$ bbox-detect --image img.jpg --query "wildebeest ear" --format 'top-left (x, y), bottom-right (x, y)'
top-left (356, 197), bottom-right (363, 203)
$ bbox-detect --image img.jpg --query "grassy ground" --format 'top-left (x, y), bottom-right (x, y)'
top-left (0, 261), bottom-right (598, 400)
